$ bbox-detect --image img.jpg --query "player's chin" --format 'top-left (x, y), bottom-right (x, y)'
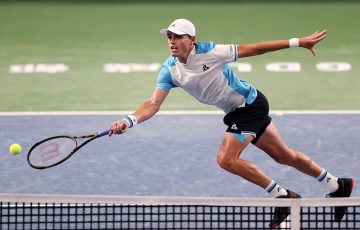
top-left (170, 50), bottom-right (179, 57)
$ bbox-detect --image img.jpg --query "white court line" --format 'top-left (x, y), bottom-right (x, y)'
top-left (0, 110), bottom-right (360, 116)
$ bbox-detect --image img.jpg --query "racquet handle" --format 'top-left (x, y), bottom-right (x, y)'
top-left (97, 128), bottom-right (113, 137)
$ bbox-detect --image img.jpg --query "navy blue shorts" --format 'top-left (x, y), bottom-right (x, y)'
top-left (223, 90), bottom-right (272, 144)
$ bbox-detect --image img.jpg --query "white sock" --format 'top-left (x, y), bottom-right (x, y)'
top-left (265, 180), bottom-right (288, 198)
top-left (317, 169), bottom-right (339, 193)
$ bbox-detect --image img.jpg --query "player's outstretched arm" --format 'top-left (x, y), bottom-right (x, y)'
top-left (133, 88), bottom-right (169, 123)
top-left (237, 30), bottom-right (327, 58)
top-left (110, 89), bottom-right (169, 135)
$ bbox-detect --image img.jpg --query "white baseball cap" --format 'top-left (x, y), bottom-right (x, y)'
top-left (160, 18), bottom-right (196, 37)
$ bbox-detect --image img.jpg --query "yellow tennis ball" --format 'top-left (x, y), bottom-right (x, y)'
top-left (9, 143), bottom-right (22, 155)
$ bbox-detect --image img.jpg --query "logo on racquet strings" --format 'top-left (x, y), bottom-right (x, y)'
top-left (40, 142), bottom-right (60, 163)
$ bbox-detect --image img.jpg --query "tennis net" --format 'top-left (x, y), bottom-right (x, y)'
top-left (1, 194), bottom-right (359, 229)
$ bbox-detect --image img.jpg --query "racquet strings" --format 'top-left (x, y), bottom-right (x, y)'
top-left (28, 137), bottom-right (77, 168)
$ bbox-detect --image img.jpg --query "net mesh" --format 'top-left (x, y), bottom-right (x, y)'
top-left (1, 194), bottom-right (359, 230)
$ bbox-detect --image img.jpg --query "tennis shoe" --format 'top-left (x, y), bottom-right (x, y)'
top-left (326, 178), bottom-right (354, 222)
top-left (270, 190), bottom-right (301, 229)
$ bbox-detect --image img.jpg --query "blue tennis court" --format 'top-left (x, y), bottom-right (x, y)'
top-left (0, 112), bottom-right (359, 198)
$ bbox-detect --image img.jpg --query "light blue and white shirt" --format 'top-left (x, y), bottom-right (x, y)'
top-left (156, 41), bottom-right (257, 114)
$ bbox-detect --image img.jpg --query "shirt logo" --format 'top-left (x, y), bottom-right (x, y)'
top-left (231, 124), bottom-right (238, 130)
top-left (202, 64), bottom-right (210, 72)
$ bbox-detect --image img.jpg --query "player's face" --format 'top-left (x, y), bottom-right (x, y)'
top-left (167, 32), bottom-right (195, 63)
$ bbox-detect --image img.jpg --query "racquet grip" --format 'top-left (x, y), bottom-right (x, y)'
top-left (98, 128), bottom-right (113, 137)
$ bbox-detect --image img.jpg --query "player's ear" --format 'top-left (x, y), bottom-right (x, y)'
top-left (190, 36), bottom-right (196, 44)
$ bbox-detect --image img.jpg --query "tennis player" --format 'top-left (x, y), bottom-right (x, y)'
top-left (110, 19), bottom-right (354, 228)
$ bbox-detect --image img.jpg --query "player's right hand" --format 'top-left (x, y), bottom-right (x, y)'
top-left (109, 120), bottom-right (129, 136)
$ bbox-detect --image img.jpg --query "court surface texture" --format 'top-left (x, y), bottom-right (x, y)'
top-left (0, 112), bottom-right (358, 199)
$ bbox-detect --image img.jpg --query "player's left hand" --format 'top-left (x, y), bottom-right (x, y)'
top-left (300, 30), bottom-right (327, 56)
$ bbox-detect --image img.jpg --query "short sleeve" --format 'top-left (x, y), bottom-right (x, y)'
top-left (212, 44), bottom-right (238, 63)
top-left (156, 65), bottom-right (177, 91)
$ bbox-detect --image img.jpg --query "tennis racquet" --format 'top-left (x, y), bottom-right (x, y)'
top-left (27, 128), bottom-right (112, 169)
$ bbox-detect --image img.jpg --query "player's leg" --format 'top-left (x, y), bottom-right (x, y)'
top-left (254, 122), bottom-right (323, 178)
top-left (220, 90), bottom-right (289, 197)
top-left (216, 132), bottom-right (273, 189)
top-left (217, 131), bottom-right (297, 229)
top-left (254, 121), bottom-right (354, 222)
top-left (217, 131), bottom-right (291, 198)
top-left (220, 89), bottom-right (302, 228)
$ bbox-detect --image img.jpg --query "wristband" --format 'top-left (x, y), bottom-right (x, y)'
top-left (289, 38), bottom-right (300, 48)
top-left (123, 115), bottom-right (137, 128)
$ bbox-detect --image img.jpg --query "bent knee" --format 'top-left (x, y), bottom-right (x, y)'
top-left (217, 152), bottom-right (236, 170)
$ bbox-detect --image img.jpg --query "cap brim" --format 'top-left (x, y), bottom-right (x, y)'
top-left (159, 29), bottom-right (168, 35)
top-left (159, 28), bottom-right (187, 36)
